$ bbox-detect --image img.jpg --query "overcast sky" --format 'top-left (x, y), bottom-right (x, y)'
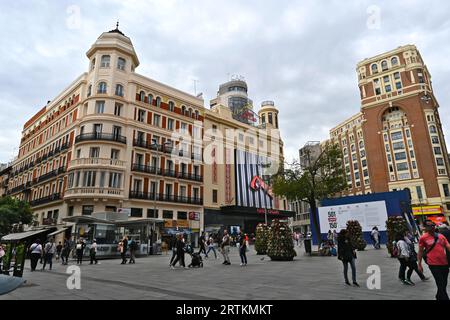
top-left (1, 0), bottom-right (450, 164)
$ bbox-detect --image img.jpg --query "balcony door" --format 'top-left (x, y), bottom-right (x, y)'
top-left (93, 124), bottom-right (103, 137)
top-left (113, 126), bottom-right (122, 139)
top-left (165, 184), bottom-right (173, 201)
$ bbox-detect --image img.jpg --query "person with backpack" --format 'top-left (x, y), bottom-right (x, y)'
top-left (42, 238), bottom-right (56, 271)
top-left (418, 220), bottom-right (450, 300)
top-left (129, 238), bottom-right (137, 264)
top-left (404, 231), bottom-right (428, 282)
top-left (395, 235), bottom-right (415, 285)
top-left (89, 239), bottom-right (98, 265)
top-left (29, 239), bottom-right (43, 272)
top-left (337, 229), bottom-right (359, 287)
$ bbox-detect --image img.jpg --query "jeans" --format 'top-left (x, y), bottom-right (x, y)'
top-left (429, 265), bottom-right (449, 301)
top-left (199, 245), bottom-right (207, 257)
top-left (398, 258), bottom-right (413, 281)
top-left (408, 260), bottom-right (425, 280)
top-left (206, 246), bottom-right (217, 259)
top-left (30, 253), bottom-right (41, 271)
top-left (42, 253), bottom-right (53, 270)
top-left (129, 250), bottom-right (136, 264)
top-left (239, 247), bottom-right (247, 264)
top-left (342, 258), bottom-right (356, 283)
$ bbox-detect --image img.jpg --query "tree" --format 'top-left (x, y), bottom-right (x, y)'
top-left (0, 197), bottom-right (34, 236)
top-left (267, 220), bottom-right (296, 261)
top-left (273, 142), bottom-right (347, 246)
top-left (386, 216), bottom-right (409, 257)
top-left (255, 223), bottom-right (269, 255)
top-left (346, 220), bottom-right (367, 251)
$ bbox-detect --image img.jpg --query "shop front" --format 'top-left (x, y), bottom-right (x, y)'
top-left (412, 205), bottom-right (447, 225)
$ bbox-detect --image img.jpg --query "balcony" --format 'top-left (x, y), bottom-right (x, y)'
top-left (33, 167), bottom-right (66, 185)
top-left (129, 191), bottom-right (203, 205)
top-left (131, 164), bottom-right (161, 175)
top-left (64, 187), bottom-right (124, 199)
top-left (70, 158), bottom-right (126, 169)
top-left (131, 164), bottom-right (202, 182)
top-left (133, 139), bottom-right (164, 152)
top-left (30, 193), bottom-right (62, 207)
top-left (75, 133), bottom-right (127, 145)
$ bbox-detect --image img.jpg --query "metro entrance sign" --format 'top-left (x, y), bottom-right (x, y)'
top-left (257, 208), bottom-right (280, 215)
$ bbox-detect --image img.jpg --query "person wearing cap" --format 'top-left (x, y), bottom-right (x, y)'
top-left (90, 239), bottom-right (98, 265)
top-left (418, 220), bottom-right (450, 300)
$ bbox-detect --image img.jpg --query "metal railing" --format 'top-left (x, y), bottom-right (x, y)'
top-left (129, 191), bottom-right (203, 205)
top-left (30, 193), bottom-right (62, 206)
top-left (75, 133), bottom-right (127, 144)
top-left (70, 158), bottom-right (126, 167)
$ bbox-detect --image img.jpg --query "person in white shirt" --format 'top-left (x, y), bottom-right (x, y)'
top-left (29, 239), bottom-right (43, 272)
top-left (0, 244), bottom-right (5, 269)
top-left (396, 235), bottom-right (414, 285)
top-left (90, 239), bottom-right (98, 265)
top-left (42, 238), bottom-right (56, 271)
top-left (371, 227), bottom-right (381, 249)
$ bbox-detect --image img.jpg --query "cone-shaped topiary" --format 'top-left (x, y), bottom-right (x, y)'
top-left (255, 223), bottom-right (269, 255)
top-left (386, 216), bottom-right (409, 257)
top-left (346, 220), bottom-right (367, 251)
top-left (267, 219), bottom-right (297, 261)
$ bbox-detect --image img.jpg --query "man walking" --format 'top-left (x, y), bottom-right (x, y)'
top-left (198, 232), bottom-right (208, 258)
top-left (42, 238), bottom-right (56, 271)
top-left (129, 238), bottom-right (137, 264)
top-left (89, 239), bottom-right (98, 265)
top-left (418, 220), bottom-right (450, 300)
top-left (221, 230), bottom-right (231, 265)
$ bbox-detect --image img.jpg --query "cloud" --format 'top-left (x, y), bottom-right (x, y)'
top-left (0, 0), bottom-right (450, 165)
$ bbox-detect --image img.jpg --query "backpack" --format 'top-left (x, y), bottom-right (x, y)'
top-left (392, 241), bottom-right (399, 258)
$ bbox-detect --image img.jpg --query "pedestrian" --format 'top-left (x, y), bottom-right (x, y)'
top-left (169, 235), bottom-right (177, 266)
top-left (90, 239), bottom-right (98, 265)
top-left (337, 229), bottom-right (359, 287)
top-left (198, 232), bottom-right (208, 258)
top-left (0, 244), bottom-right (5, 270)
top-left (327, 230), bottom-right (333, 243)
top-left (56, 241), bottom-right (63, 262)
top-left (237, 231), bottom-right (247, 266)
top-left (221, 230), bottom-right (231, 265)
top-left (206, 236), bottom-right (217, 259)
top-left (395, 234), bottom-right (414, 285)
top-left (42, 238), bottom-right (56, 271)
top-left (61, 238), bottom-right (71, 265)
top-left (76, 239), bottom-right (85, 265)
top-left (170, 234), bottom-right (187, 269)
top-left (371, 227), bottom-right (381, 249)
top-left (404, 231), bottom-right (428, 282)
top-left (121, 236), bottom-right (129, 264)
top-left (29, 239), bottom-right (43, 272)
top-left (418, 220), bottom-right (450, 300)
top-left (129, 238), bottom-right (137, 264)
top-left (332, 230), bottom-right (338, 246)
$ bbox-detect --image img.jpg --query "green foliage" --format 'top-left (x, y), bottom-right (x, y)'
top-left (267, 220), bottom-right (297, 261)
top-left (273, 142), bottom-right (347, 245)
top-left (346, 220), bottom-right (367, 251)
top-left (386, 216), bottom-right (409, 257)
top-left (0, 196), bottom-right (33, 236)
top-left (255, 223), bottom-right (269, 255)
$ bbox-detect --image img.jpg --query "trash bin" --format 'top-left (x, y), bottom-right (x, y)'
top-left (304, 239), bottom-right (312, 255)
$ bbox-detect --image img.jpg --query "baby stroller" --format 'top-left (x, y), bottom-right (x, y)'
top-left (189, 252), bottom-right (204, 268)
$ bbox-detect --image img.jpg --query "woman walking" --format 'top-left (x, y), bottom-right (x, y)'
top-left (29, 239), bottom-right (43, 272)
top-left (206, 236), bottom-right (217, 259)
top-left (396, 235), bottom-right (415, 285)
top-left (404, 232), bottom-right (428, 282)
top-left (238, 231), bottom-right (248, 266)
top-left (170, 234), bottom-right (187, 269)
top-left (337, 229), bottom-right (359, 286)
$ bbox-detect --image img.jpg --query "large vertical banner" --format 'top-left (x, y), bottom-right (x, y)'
top-left (212, 146), bottom-right (217, 184)
top-left (225, 148), bottom-right (232, 204)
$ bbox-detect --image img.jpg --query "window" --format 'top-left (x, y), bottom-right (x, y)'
top-left (396, 162), bottom-right (409, 171)
top-left (396, 82), bottom-right (402, 90)
top-left (416, 186), bottom-right (423, 200)
top-left (360, 150), bottom-right (366, 158)
top-left (434, 147), bottom-right (442, 155)
top-left (68, 206), bottom-right (74, 217)
top-left (391, 57), bottom-right (399, 66)
top-left (212, 190), bottom-right (218, 203)
top-left (83, 171), bottom-right (96, 187)
top-left (163, 210), bottom-right (173, 219)
top-left (375, 87), bottom-right (382, 95)
top-left (98, 82), bottom-right (107, 94)
top-left (139, 91), bottom-right (145, 102)
top-left (405, 130), bottom-right (410, 138)
top-left (371, 64), bottom-right (378, 74)
top-left (82, 205), bottom-right (94, 216)
top-left (167, 118), bottom-right (174, 131)
top-left (437, 158), bottom-right (445, 166)
top-left (355, 172), bottom-right (360, 180)
top-left (182, 106), bottom-right (186, 115)
top-left (138, 109), bottom-right (146, 122)
top-left (179, 186), bottom-right (187, 198)
top-left (439, 169), bottom-right (447, 175)
top-left (193, 126), bottom-right (201, 139)
top-left (268, 113), bottom-right (273, 124)
top-left (153, 114), bottom-right (161, 127)
top-left (148, 94), bottom-right (153, 105)
top-left (429, 125), bottom-right (437, 134)
top-left (168, 101), bottom-right (175, 112)
top-left (147, 209), bottom-right (158, 218)
top-left (114, 103), bottom-right (123, 117)
top-left (261, 114), bottom-right (266, 124)
top-left (394, 152), bottom-right (407, 161)
top-left (95, 101), bottom-right (105, 114)
top-left (178, 212), bottom-right (187, 220)
top-left (359, 141), bottom-right (364, 149)
top-left (87, 85), bottom-right (92, 97)
top-left (352, 154), bottom-right (357, 161)
top-left (111, 149), bottom-right (120, 160)
top-left (362, 159), bottom-right (367, 167)
top-left (391, 131), bottom-right (403, 140)
top-left (89, 147), bottom-right (100, 158)
top-left (212, 125), bottom-right (217, 133)
top-left (385, 144), bottom-right (390, 152)
top-left (410, 150), bottom-right (415, 158)
top-left (383, 75), bottom-right (390, 83)
top-left (363, 169), bottom-right (369, 177)
top-left (109, 172), bottom-right (122, 188)
top-left (418, 72), bottom-right (424, 84)
top-left (353, 163), bottom-right (358, 170)
top-left (393, 141), bottom-right (405, 150)
top-left (381, 60), bottom-right (388, 71)
top-left (133, 179), bottom-right (142, 192)
top-left (156, 97), bottom-right (161, 108)
top-left (431, 136), bottom-right (439, 144)
top-left (385, 85), bottom-right (392, 93)
top-left (117, 57), bottom-right (126, 71)
top-left (443, 184), bottom-right (450, 197)
top-left (131, 208), bottom-right (143, 218)
top-left (115, 84), bottom-right (124, 97)
top-left (100, 55), bottom-right (110, 68)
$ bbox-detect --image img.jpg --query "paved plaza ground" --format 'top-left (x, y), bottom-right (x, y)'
top-left (0, 245), bottom-right (444, 300)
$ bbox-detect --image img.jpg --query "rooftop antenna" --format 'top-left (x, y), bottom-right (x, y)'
top-left (116, 20), bottom-right (119, 30)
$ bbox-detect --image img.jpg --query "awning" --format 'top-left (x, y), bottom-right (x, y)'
top-left (1, 229), bottom-right (49, 241)
top-left (47, 228), bottom-right (69, 237)
top-left (164, 228), bottom-right (192, 235)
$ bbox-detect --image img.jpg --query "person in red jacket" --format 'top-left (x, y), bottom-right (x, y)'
top-left (418, 220), bottom-right (450, 300)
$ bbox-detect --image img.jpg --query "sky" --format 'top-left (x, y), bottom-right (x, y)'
top-left (1, 0), bottom-right (450, 164)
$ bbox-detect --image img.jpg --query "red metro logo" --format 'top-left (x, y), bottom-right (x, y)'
top-left (250, 176), bottom-right (274, 199)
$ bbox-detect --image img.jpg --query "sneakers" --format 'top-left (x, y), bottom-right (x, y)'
top-left (170, 266), bottom-right (175, 270)
top-left (401, 280), bottom-right (411, 285)
top-left (345, 281), bottom-right (351, 286)
top-left (352, 282), bottom-right (360, 287)
top-left (405, 279), bottom-right (415, 286)
top-left (240, 263), bottom-right (244, 266)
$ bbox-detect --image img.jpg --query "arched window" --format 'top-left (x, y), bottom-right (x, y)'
top-left (98, 82), bottom-right (107, 94)
top-left (181, 105), bottom-right (186, 115)
top-left (101, 55), bottom-right (110, 68)
top-left (139, 91), bottom-right (145, 102)
top-left (87, 85), bottom-right (92, 97)
top-left (371, 64), bottom-right (378, 74)
top-left (148, 94), bottom-right (153, 105)
top-left (381, 60), bottom-right (388, 71)
top-left (430, 125), bottom-right (437, 134)
top-left (195, 110), bottom-right (199, 120)
top-left (391, 57), bottom-right (399, 66)
top-left (188, 108), bottom-right (193, 118)
top-left (156, 97), bottom-right (162, 108)
top-left (115, 84), bottom-right (124, 97)
top-left (351, 144), bottom-right (356, 152)
top-left (117, 57), bottom-right (126, 71)
top-left (168, 101), bottom-right (175, 112)
top-left (359, 141), bottom-right (364, 149)
top-left (343, 148), bottom-right (348, 155)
